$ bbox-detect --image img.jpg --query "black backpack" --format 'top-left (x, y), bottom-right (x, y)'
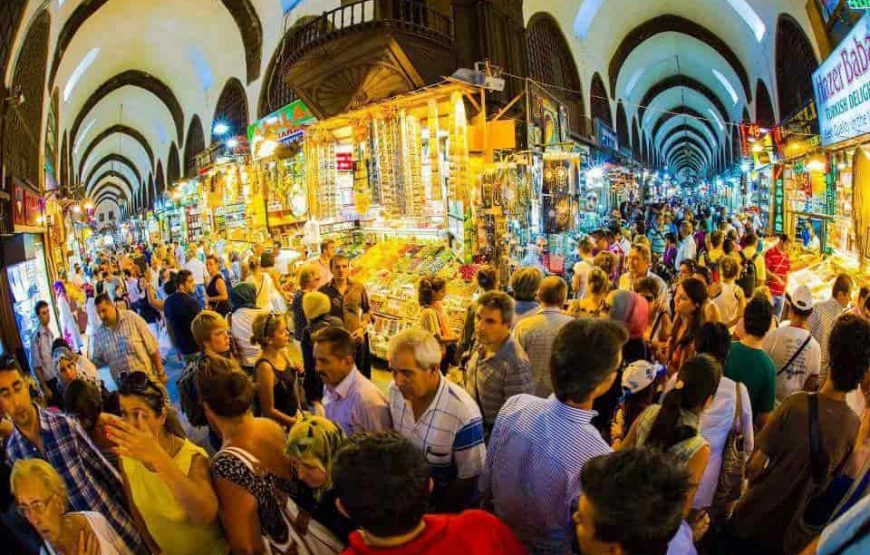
top-left (737, 251), bottom-right (758, 297)
top-left (178, 354), bottom-right (208, 427)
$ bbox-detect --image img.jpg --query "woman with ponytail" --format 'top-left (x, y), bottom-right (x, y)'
top-left (621, 354), bottom-right (722, 517)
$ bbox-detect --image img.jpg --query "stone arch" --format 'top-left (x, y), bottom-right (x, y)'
top-left (77, 124), bottom-right (155, 180)
top-left (755, 79), bottom-right (776, 128)
top-left (615, 101), bottom-right (629, 149)
top-left (258, 17), bottom-right (317, 118)
top-left (183, 115), bottom-right (205, 178)
top-left (212, 78), bottom-right (250, 142)
top-left (167, 143), bottom-right (181, 187)
top-left (638, 75), bottom-right (731, 123)
top-left (156, 161), bottom-right (166, 197)
top-left (631, 118), bottom-right (640, 159)
top-left (88, 170), bottom-right (133, 199)
top-left (526, 12), bottom-right (586, 136)
top-left (775, 14), bottom-right (818, 120)
top-left (608, 14), bottom-right (752, 102)
top-left (2, 9), bottom-right (50, 188)
top-left (84, 154), bottom-right (141, 192)
top-left (590, 72), bottom-right (612, 129)
top-left (60, 132), bottom-right (69, 190)
top-left (69, 70), bottom-right (186, 149)
top-left (47, 0), bottom-right (262, 86)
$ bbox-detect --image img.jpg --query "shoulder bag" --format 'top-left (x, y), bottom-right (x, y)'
top-left (777, 333), bottom-right (812, 376)
top-left (710, 382), bottom-right (746, 521)
top-left (219, 446), bottom-right (344, 555)
top-left (784, 394), bottom-right (855, 553)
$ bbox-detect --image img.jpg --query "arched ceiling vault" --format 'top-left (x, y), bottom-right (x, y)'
top-left (79, 134), bottom-right (151, 187)
top-left (89, 172), bottom-right (134, 201)
top-left (661, 131), bottom-right (712, 162)
top-left (85, 155), bottom-right (139, 192)
top-left (656, 120), bottom-right (717, 153)
top-left (663, 135), bottom-right (711, 165)
top-left (77, 124), bottom-right (155, 180)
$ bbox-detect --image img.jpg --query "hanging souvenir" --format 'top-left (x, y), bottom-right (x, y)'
top-left (428, 99), bottom-right (442, 201)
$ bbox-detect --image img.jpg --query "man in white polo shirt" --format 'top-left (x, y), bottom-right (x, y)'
top-left (387, 327), bottom-right (486, 514)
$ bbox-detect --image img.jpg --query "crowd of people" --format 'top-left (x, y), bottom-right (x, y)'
top-left (0, 200), bottom-right (868, 555)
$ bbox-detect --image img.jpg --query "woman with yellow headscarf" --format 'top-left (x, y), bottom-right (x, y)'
top-left (286, 415), bottom-right (354, 542)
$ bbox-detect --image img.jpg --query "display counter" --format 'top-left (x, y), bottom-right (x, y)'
top-left (788, 251), bottom-right (868, 303)
top-left (350, 239), bottom-right (479, 359)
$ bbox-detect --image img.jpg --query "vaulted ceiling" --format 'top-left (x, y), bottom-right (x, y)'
top-left (525, 0), bottom-right (821, 180)
top-left (5, 0), bottom-right (336, 213)
top-left (4, 0), bottom-right (825, 212)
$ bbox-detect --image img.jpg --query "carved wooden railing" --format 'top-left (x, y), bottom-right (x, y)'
top-left (284, 0), bottom-right (454, 65)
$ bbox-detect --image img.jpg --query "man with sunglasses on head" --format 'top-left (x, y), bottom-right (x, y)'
top-left (0, 356), bottom-right (148, 554)
top-left (618, 243), bottom-right (669, 312)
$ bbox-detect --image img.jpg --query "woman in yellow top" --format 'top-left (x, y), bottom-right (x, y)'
top-left (106, 372), bottom-right (229, 555)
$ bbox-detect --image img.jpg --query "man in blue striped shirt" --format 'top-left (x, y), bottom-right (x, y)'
top-left (482, 319), bottom-right (628, 555)
top-left (388, 328), bottom-right (486, 513)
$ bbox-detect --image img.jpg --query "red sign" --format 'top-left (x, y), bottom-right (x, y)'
top-left (738, 123), bottom-right (765, 156)
top-left (336, 152), bottom-right (353, 172)
top-left (12, 180), bottom-right (44, 227)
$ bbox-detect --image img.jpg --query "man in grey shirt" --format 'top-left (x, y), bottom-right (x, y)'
top-left (465, 291), bottom-right (533, 439)
top-left (513, 276), bottom-right (573, 397)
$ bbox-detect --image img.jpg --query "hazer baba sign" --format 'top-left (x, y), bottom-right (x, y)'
top-left (814, 12), bottom-right (870, 147)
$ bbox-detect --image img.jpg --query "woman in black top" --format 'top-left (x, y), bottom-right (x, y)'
top-left (252, 312), bottom-right (302, 429)
top-left (205, 255), bottom-right (231, 316)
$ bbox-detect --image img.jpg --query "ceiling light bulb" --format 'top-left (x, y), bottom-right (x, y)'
top-left (213, 122), bottom-right (230, 136)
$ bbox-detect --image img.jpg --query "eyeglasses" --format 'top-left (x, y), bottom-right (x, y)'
top-left (18, 494), bottom-right (54, 517)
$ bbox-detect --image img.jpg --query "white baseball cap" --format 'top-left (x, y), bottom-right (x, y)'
top-left (790, 285), bottom-right (814, 311)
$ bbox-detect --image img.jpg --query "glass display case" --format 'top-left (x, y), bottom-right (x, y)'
top-left (6, 237), bottom-right (59, 371)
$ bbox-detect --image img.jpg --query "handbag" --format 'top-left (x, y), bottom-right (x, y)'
top-left (710, 382), bottom-right (746, 520)
top-left (219, 446), bottom-right (344, 555)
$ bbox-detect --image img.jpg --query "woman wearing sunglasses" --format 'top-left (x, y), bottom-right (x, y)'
top-left (106, 372), bottom-right (229, 555)
top-left (252, 312), bottom-right (303, 428)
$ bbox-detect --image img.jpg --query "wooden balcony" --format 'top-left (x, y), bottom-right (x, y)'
top-left (282, 0), bottom-right (457, 118)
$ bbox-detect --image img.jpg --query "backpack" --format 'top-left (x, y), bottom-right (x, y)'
top-left (737, 251), bottom-right (757, 297)
top-left (178, 354), bottom-right (208, 427)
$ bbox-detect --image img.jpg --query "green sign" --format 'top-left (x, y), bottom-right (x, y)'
top-left (247, 100), bottom-right (317, 158)
top-left (849, 0), bottom-right (870, 9)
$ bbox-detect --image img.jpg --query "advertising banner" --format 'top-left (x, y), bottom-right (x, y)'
top-left (595, 119), bottom-right (618, 151)
top-left (814, 12), bottom-right (870, 146)
top-left (248, 99), bottom-right (317, 159)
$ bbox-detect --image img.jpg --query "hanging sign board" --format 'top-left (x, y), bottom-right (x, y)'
top-left (814, 11), bottom-right (870, 146)
top-left (772, 164), bottom-right (785, 234)
top-left (248, 99), bottom-right (317, 159)
top-left (848, 0), bottom-right (870, 10)
top-left (595, 119), bottom-right (618, 151)
top-left (12, 180), bottom-right (44, 228)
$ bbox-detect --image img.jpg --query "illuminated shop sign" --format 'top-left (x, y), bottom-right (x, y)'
top-left (814, 12), bottom-right (870, 146)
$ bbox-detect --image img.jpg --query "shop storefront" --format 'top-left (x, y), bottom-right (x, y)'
top-left (1, 180), bottom-right (61, 370)
top-left (785, 12), bottom-right (870, 301)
